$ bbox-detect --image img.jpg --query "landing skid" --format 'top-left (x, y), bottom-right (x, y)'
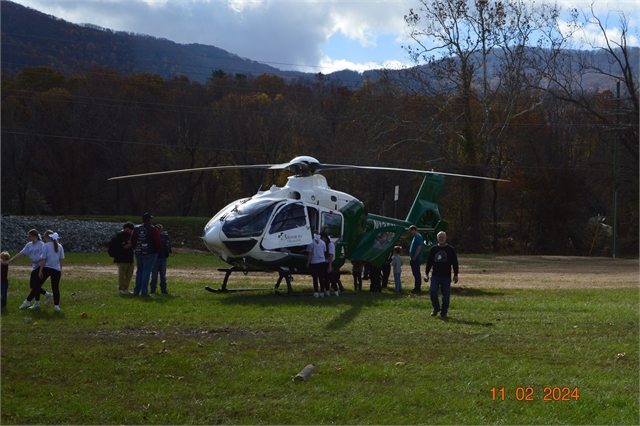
top-left (205, 286), bottom-right (262, 293)
top-left (205, 267), bottom-right (357, 296)
top-left (204, 266), bottom-right (296, 294)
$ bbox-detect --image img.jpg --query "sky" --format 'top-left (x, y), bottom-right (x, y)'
top-left (9, 0), bottom-right (640, 73)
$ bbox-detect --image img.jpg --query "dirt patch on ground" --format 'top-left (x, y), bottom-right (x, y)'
top-left (11, 256), bottom-right (638, 290)
top-left (458, 256), bottom-right (638, 289)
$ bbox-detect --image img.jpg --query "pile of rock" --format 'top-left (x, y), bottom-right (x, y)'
top-left (1, 215), bottom-right (122, 253)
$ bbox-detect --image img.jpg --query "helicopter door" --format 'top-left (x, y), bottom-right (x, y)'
top-left (321, 211), bottom-right (342, 240)
top-left (307, 207), bottom-right (319, 233)
top-left (261, 202), bottom-right (311, 250)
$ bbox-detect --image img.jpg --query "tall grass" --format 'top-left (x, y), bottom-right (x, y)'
top-left (1, 255), bottom-right (637, 425)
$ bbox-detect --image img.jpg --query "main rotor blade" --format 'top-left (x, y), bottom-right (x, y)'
top-left (317, 164), bottom-right (510, 182)
top-left (108, 160), bottom-right (509, 182)
top-left (108, 164), bottom-right (277, 180)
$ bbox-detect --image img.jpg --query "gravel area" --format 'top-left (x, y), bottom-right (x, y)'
top-left (1, 215), bottom-right (122, 253)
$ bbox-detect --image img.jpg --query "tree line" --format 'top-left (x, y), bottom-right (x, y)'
top-left (2, 1), bottom-right (637, 256)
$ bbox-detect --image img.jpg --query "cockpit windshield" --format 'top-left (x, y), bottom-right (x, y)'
top-left (221, 199), bottom-right (279, 239)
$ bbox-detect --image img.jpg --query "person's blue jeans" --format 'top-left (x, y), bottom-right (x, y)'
top-left (430, 276), bottom-right (451, 315)
top-left (151, 257), bottom-right (167, 292)
top-left (134, 253), bottom-right (157, 296)
top-left (393, 273), bottom-right (402, 292)
top-left (410, 259), bottom-right (422, 292)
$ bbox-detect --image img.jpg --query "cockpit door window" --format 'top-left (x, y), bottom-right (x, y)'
top-left (269, 203), bottom-right (307, 234)
top-left (322, 212), bottom-right (342, 240)
top-left (262, 202), bottom-right (312, 250)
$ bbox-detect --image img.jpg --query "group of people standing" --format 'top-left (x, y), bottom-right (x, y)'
top-left (306, 230), bottom-right (345, 297)
top-left (363, 245), bottom-right (404, 293)
top-left (350, 225), bottom-right (460, 319)
top-left (1, 229), bottom-right (65, 312)
top-left (0, 213), bottom-right (172, 311)
top-left (110, 213), bottom-right (172, 297)
top-left (1, 217), bottom-right (458, 319)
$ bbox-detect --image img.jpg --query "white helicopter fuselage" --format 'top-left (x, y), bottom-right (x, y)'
top-left (202, 173), bottom-right (358, 271)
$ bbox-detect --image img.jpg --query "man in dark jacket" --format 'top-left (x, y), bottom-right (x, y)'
top-left (424, 231), bottom-right (459, 319)
top-left (113, 222), bottom-right (135, 295)
top-left (130, 213), bottom-right (162, 297)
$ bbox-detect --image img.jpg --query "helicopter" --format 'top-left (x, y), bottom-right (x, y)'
top-left (109, 156), bottom-right (508, 295)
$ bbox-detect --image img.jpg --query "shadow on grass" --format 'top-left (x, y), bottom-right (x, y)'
top-left (442, 316), bottom-right (495, 327)
top-left (325, 304), bottom-right (363, 331)
top-left (214, 287), bottom-right (496, 330)
top-left (11, 308), bottom-right (67, 321)
top-left (451, 286), bottom-right (504, 297)
top-left (215, 289), bottom-right (389, 329)
top-left (118, 293), bottom-right (180, 304)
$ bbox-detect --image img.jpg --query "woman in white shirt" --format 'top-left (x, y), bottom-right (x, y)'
top-left (306, 231), bottom-right (327, 297)
top-left (11, 229), bottom-right (53, 310)
top-left (38, 230), bottom-right (65, 312)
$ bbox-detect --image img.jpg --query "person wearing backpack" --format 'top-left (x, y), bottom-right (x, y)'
top-left (110, 222), bottom-right (135, 295)
top-left (150, 224), bottom-right (172, 295)
top-left (129, 213), bottom-right (162, 297)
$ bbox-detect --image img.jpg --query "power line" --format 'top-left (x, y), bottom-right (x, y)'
top-left (2, 83), bottom-right (625, 129)
top-left (0, 130), bottom-right (614, 174)
top-left (1, 29), bottom-right (379, 73)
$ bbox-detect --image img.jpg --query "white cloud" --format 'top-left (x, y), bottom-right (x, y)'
top-left (226, 0), bottom-right (266, 13)
top-left (319, 56), bottom-right (408, 73)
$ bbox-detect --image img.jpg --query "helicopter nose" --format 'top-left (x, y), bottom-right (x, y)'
top-left (202, 220), bottom-right (225, 255)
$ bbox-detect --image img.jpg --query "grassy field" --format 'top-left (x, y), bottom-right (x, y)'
top-left (1, 253), bottom-right (638, 425)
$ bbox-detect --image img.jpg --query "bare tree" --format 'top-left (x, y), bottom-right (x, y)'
top-left (400, 0), bottom-right (576, 251)
top-left (542, 4), bottom-right (639, 254)
top-left (547, 4), bottom-right (638, 166)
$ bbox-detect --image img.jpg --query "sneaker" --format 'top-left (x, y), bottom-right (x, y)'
top-left (122, 290), bottom-right (132, 294)
top-left (440, 312), bottom-right (448, 319)
top-left (150, 289), bottom-right (156, 294)
top-left (161, 290), bottom-right (168, 295)
top-left (430, 310), bottom-right (440, 317)
top-left (319, 292), bottom-right (324, 297)
top-left (119, 290), bottom-right (125, 295)
top-left (313, 292), bottom-right (319, 298)
top-left (19, 300), bottom-right (31, 310)
top-left (29, 301), bottom-right (40, 310)
top-left (325, 291), bottom-right (330, 297)
top-left (54, 305), bottom-right (61, 312)
top-left (333, 291), bottom-right (340, 297)
top-left (44, 292), bottom-right (53, 305)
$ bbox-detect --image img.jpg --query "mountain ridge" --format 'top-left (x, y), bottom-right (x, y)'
top-left (2, 0), bottom-right (636, 89)
top-left (1, 0), bottom-right (383, 86)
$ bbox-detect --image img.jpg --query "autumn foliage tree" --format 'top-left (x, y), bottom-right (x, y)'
top-left (1, 21), bottom-right (637, 257)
